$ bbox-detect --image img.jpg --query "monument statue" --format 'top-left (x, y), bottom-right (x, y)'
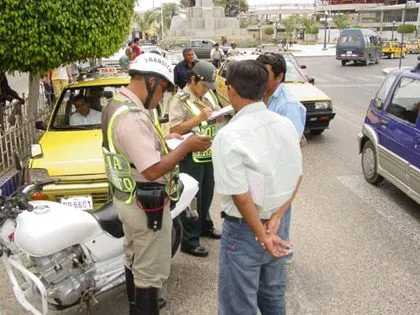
top-left (225, 0), bottom-right (240, 17)
top-left (166, 0), bottom-right (250, 42)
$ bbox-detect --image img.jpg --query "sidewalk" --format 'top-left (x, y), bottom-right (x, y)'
top-left (285, 44), bottom-right (336, 57)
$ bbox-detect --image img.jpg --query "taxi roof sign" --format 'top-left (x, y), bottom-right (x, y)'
top-left (99, 67), bottom-right (118, 74)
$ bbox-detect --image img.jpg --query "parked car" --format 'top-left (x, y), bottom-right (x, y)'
top-left (358, 57), bottom-right (420, 204)
top-left (336, 28), bottom-right (382, 66)
top-left (382, 41), bottom-right (407, 59)
top-left (189, 39), bottom-right (229, 59)
top-left (216, 55), bottom-right (335, 135)
top-left (406, 39), bottom-right (420, 54)
top-left (29, 69), bottom-right (130, 210)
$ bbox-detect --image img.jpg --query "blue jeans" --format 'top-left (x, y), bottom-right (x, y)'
top-left (218, 219), bottom-right (287, 315)
top-left (280, 206), bottom-right (293, 261)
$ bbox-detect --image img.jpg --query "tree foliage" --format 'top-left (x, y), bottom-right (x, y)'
top-left (282, 16), bottom-right (299, 39)
top-left (214, 0), bottom-right (249, 14)
top-left (154, 2), bottom-right (180, 36)
top-left (332, 13), bottom-right (350, 31)
top-left (397, 24), bottom-right (416, 34)
top-left (303, 18), bottom-right (319, 35)
top-left (0, 0), bottom-right (136, 74)
top-left (264, 27), bottom-right (274, 35)
top-left (133, 10), bottom-right (159, 34)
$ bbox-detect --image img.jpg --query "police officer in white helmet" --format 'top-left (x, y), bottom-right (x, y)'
top-left (102, 53), bottom-right (211, 315)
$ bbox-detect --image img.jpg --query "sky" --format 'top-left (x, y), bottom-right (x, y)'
top-left (136, 0), bottom-right (315, 11)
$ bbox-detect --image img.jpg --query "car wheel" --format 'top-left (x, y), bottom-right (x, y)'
top-left (310, 129), bottom-right (324, 135)
top-left (375, 57), bottom-right (379, 64)
top-left (341, 60), bottom-right (346, 66)
top-left (171, 216), bottom-right (183, 257)
top-left (361, 140), bottom-right (384, 185)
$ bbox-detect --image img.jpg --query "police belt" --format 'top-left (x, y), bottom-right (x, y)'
top-left (113, 181), bottom-right (167, 202)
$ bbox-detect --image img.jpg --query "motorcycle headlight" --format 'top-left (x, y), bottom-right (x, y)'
top-left (315, 101), bottom-right (331, 110)
top-left (31, 144), bottom-right (43, 158)
top-left (28, 168), bottom-right (51, 182)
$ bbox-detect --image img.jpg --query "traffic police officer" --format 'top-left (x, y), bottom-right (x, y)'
top-left (168, 62), bottom-right (223, 257)
top-left (102, 53), bottom-right (211, 315)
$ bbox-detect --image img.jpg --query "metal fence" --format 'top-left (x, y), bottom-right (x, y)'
top-left (0, 85), bottom-right (51, 176)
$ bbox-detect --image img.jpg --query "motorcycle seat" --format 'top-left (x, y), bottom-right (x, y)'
top-left (92, 202), bottom-right (124, 238)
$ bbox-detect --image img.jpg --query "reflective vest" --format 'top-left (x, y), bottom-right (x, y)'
top-left (103, 96), bottom-right (179, 204)
top-left (177, 90), bottom-right (219, 163)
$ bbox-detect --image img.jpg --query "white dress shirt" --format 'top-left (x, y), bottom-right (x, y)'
top-left (70, 109), bottom-right (102, 126)
top-left (212, 102), bottom-right (302, 219)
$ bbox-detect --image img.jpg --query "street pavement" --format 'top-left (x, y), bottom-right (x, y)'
top-left (0, 55), bottom-right (419, 315)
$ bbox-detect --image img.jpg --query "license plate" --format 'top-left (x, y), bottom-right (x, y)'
top-left (61, 196), bottom-right (93, 210)
top-left (346, 51), bottom-right (352, 56)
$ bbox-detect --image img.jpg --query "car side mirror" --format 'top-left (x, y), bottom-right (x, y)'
top-left (35, 121), bottom-right (46, 130)
top-left (308, 77), bottom-right (315, 84)
top-left (371, 97), bottom-right (383, 110)
top-left (300, 65), bottom-right (307, 69)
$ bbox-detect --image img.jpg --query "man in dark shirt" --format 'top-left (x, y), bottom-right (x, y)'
top-left (174, 48), bottom-right (197, 89)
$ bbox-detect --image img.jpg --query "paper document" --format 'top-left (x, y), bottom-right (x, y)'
top-left (166, 132), bottom-right (193, 151)
top-left (246, 168), bottom-right (265, 207)
top-left (208, 105), bottom-right (234, 121)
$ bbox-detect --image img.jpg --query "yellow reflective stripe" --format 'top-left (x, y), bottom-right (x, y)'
top-left (206, 90), bottom-right (219, 110)
top-left (107, 105), bottom-right (129, 153)
top-left (182, 99), bottom-right (208, 127)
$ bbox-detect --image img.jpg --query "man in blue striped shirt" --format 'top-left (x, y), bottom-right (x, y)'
top-left (257, 53), bottom-right (306, 263)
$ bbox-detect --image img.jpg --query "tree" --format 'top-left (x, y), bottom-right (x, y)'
top-left (180, 0), bottom-right (193, 8)
top-left (0, 0), bottom-right (135, 120)
top-left (214, 0), bottom-right (249, 15)
top-left (240, 20), bottom-right (250, 29)
top-left (397, 24), bottom-right (416, 34)
top-left (132, 10), bottom-right (159, 37)
top-left (332, 13), bottom-right (350, 34)
top-left (303, 18), bottom-right (319, 36)
top-left (282, 16), bottom-right (299, 40)
top-left (264, 27), bottom-right (274, 36)
top-left (154, 2), bottom-right (180, 38)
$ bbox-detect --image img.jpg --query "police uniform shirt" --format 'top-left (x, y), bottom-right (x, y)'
top-left (112, 87), bottom-right (166, 184)
top-left (168, 86), bottom-right (220, 129)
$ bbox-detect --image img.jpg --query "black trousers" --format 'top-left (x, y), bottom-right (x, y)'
top-left (179, 154), bottom-right (215, 248)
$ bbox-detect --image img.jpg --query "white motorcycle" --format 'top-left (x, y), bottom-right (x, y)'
top-left (0, 174), bottom-right (198, 315)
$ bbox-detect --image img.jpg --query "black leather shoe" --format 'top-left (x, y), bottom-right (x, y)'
top-left (181, 245), bottom-right (209, 257)
top-left (201, 228), bottom-right (222, 239)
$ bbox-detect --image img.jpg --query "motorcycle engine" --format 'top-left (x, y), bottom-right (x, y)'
top-left (31, 245), bottom-right (94, 307)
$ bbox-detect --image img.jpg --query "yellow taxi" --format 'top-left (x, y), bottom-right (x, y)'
top-left (216, 55), bottom-right (335, 135)
top-left (382, 41), bottom-right (407, 59)
top-left (407, 39), bottom-right (420, 54)
top-left (29, 69), bottom-right (130, 211)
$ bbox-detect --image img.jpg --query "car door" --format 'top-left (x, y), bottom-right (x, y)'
top-left (410, 116), bottom-right (420, 202)
top-left (377, 75), bottom-right (420, 188)
top-left (215, 60), bottom-right (230, 107)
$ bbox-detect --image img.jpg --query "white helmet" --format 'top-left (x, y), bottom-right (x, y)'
top-left (129, 53), bottom-right (175, 87)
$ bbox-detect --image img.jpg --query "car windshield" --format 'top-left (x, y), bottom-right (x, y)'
top-left (338, 33), bottom-right (363, 45)
top-left (50, 85), bottom-right (124, 130)
top-left (285, 60), bottom-right (306, 83)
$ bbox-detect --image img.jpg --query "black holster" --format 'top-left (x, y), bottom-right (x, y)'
top-left (136, 182), bottom-right (167, 231)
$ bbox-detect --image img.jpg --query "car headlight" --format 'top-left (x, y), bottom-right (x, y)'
top-left (315, 101), bottom-right (331, 110)
top-left (28, 168), bottom-right (51, 182)
top-left (31, 144), bottom-right (43, 158)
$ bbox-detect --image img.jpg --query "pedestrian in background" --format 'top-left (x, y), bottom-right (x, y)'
top-left (119, 47), bottom-right (133, 69)
top-left (227, 42), bottom-right (241, 57)
top-left (257, 52), bottom-right (307, 263)
top-left (0, 72), bottom-right (24, 130)
top-left (168, 62), bottom-right (222, 257)
top-left (51, 65), bottom-right (72, 99)
top-left (132, 37), bottom-right (141, 59)
top-left (210, 43), bottom-right (225, 69)
top-left (212, 59), bottom-right (303, 315)
top-left (174, 48), bottom-right (198, 89)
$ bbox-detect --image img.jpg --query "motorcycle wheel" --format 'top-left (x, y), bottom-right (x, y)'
top-left (171, 216), bottom-right (183, 257)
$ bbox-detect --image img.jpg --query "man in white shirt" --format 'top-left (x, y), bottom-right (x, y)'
top-left (210, 43), bottom-right (225, 68)
top-left (70, 95), bottom-right (101, 126)
top-left (212, 60), bottom-right (303, 315)
top-left (227, 42), bottom-right (241, 57)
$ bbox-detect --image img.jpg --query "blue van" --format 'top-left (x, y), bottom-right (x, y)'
top-left (337, 28), bottom-right (382, 66)
top-left (358, 57), bottom-right (420, 204)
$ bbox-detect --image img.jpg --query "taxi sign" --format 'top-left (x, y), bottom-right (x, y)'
top-left (99, 67), bottom-right (118, 74)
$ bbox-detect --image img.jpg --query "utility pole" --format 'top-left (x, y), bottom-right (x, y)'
top-left (399, 1), bottom-right (415, 69)
top-left (323, 11), bottom-right (328, 50)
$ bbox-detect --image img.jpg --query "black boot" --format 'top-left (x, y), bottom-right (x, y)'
top-left (125, 267), bottom-right (136, 315)
top-left (135, 287), bottom-right (159, 315)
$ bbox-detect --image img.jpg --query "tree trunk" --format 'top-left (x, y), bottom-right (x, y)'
top-left (28, 73), bottom-right (40, 122)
